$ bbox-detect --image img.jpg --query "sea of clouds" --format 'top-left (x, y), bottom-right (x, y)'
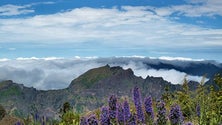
top-left (0, 56), bottom-right (216, 90)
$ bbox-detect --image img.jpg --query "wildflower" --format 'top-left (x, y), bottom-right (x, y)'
top-left (108, 95), bottom-right (117, 119)
top-left (88, 115), bottom-right (99, 125)
top-left (133, 87), bottom-right (145, 123)
top-left (117, 103), bottom-right (124, 124)
top-left (80, 116), bottom-right (88, 125)
top-left (128, 113), bottom-right (137, 125)
top-left (34, 113), bottom-right (39, 122)
top-left (169, 104), bottom-right (183, 125)
top-left (123, 100), bottom-right (131, 123)
top-left (100, 106), bottom-right (111, 125)
top-left (196, 104), bottom-right (200, 117)
top-left (156, 101), bottom-right (167, 125)
top-left (144, 96), bottom-right (154, 122)
top-left (14, 121), bottom-right (24, 125)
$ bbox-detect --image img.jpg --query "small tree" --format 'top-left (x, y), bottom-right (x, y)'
top-left (0, 104), bottom-right (6, 120)
top-left (214, 74), bottom-right (222, 89)
top-left (195, 77), bottom-right (208, 125)
top-left (63, 102), bottom-right (71, 114)
top-left (176, 78), bottom-right (194, 120)
top-left (213, 74), bottom-right (222, 124)
top-left (60, 102), bottom-right (80, 125)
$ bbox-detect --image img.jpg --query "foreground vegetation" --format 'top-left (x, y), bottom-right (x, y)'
top-left (0, 74), bottom-right (222, 125)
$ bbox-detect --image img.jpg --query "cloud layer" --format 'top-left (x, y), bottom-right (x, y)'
top-left (0, 57), bottom-right (214, 90)
top-left (0, 6), bottom-right (222, 48)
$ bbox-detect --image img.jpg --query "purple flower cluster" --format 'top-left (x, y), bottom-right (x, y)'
top-left (34, 113), bottom-right (39, 122)
top-left (14, 122), bottom-right (24, 125)
top-left (196, 104), bottom-right (200, 117)
top-left (156, 101), bottom-right (167, 125)
top-left (144, 96), bottom-right (154, 121)
top-left (88, 115), bottom-right (99, 125)
top-left (169, 104), bottom-right (183, 125)
top-left (30, 113), bottom-right (48, 125)
top-left (80, 116), bottom-right (88, 125)
top-left (79, 87), bottom-right (195, 125)
top-left (100, 106), bottom-right (111, 125)
top-left (108, 95), bottom-right (117, 119)
top-left (133, 87), bottom-right (145, 123)
top-left (128, 113), bottom-right (137, 125)
top-left (117, 103), bottom-right (124, 124)
top-left (123, 100), bottom-right (131, 123)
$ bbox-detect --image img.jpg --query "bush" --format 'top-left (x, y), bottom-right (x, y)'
top-left (0, 104), bottom-right (6, 120)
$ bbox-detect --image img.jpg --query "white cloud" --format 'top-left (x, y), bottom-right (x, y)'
top-left (0, 4), bottom-right (34, 16)
top-left (0, 58), bottom-right (10, 62)
top-left (120, 61), bottom-right (207, 84)
top-left (153, 0), bottom-right (222, 17)
top-left (158, 56), bottom-right (204, 61)
top-left (0, 2), bottom-right (55, 16)
top-left (0, 6), bottom-right (221, 48)
top-left (0, 58), bottom-right (104, 90)
top-left (16, 57), bottom-right (64, 61)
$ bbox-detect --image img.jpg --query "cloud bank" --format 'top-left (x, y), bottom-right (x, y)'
top-left (0, 57), bottom-right (216, 90)
top-left (0, 6), bottom-right (222, 48)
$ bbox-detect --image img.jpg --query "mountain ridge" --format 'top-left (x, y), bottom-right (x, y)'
top-left (1, 57), bottom-right (222, 90)
top-left (0, 65), bottom-right (216, 118)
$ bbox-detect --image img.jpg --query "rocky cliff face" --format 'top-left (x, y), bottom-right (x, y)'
top-left (0, 65), bottom-right (202, 118)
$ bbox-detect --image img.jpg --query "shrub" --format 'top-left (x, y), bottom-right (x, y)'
top-left (0, 104), bottom-right (6, 120)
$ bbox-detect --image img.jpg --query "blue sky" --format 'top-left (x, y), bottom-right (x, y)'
top-left (0, 0), bottom-right (222, 61)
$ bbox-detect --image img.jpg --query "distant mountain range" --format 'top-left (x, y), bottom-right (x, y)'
top-left (0, 63), bottom-right (221, 118)
top-left (0, 57), bottom-right (222, 90)
top-left (97, 57), bottom-right (222, 77)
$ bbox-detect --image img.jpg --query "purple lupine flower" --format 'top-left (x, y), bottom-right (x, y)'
top-left (144, 96), bottom-right (154, 121)
top-left (108, 95), bottom-right (117, 119)
top-left (42, 121), bottom-right (45, 125)
top-left (117, 103), bottom-right (124, 124)
top-left (88, 115), bottom-right (99, 125)
top-left (80, 116), bottom-right (88, 125)
top-left (15, 121), bottom-right (24, 125)
top-left (196, 104), bottom-right (200, 117)
top-left (41, 116), bottom-right (46, 125)
top-left (14, 122), bottom-right (23, 125)
top-left (34, 113), bottom-right (39, 122)
top-left (123, 100), bottom-right (131, 123)
top-left (100, 106), bottom-right (111, 125)
top-left (156, 101), bottom-right (167, 125)
top-left (169, 104), bottom-right (183, 125)
top-left (183, 122), bottom-right (193, 125)
top-left (128, 113), bottom-right (137, 125)
top-left (133, 87), bottom-right (145, 123)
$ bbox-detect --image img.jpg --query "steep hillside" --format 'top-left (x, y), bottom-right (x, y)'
top-left (0, 65), bottom-right (197, 118)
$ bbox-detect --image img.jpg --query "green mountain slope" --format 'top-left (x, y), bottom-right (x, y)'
top-left (0, 65), bottom-right (196, 118)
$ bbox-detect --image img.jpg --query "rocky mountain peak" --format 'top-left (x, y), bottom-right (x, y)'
top-left (69, 65), bottom-right (135, 89)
